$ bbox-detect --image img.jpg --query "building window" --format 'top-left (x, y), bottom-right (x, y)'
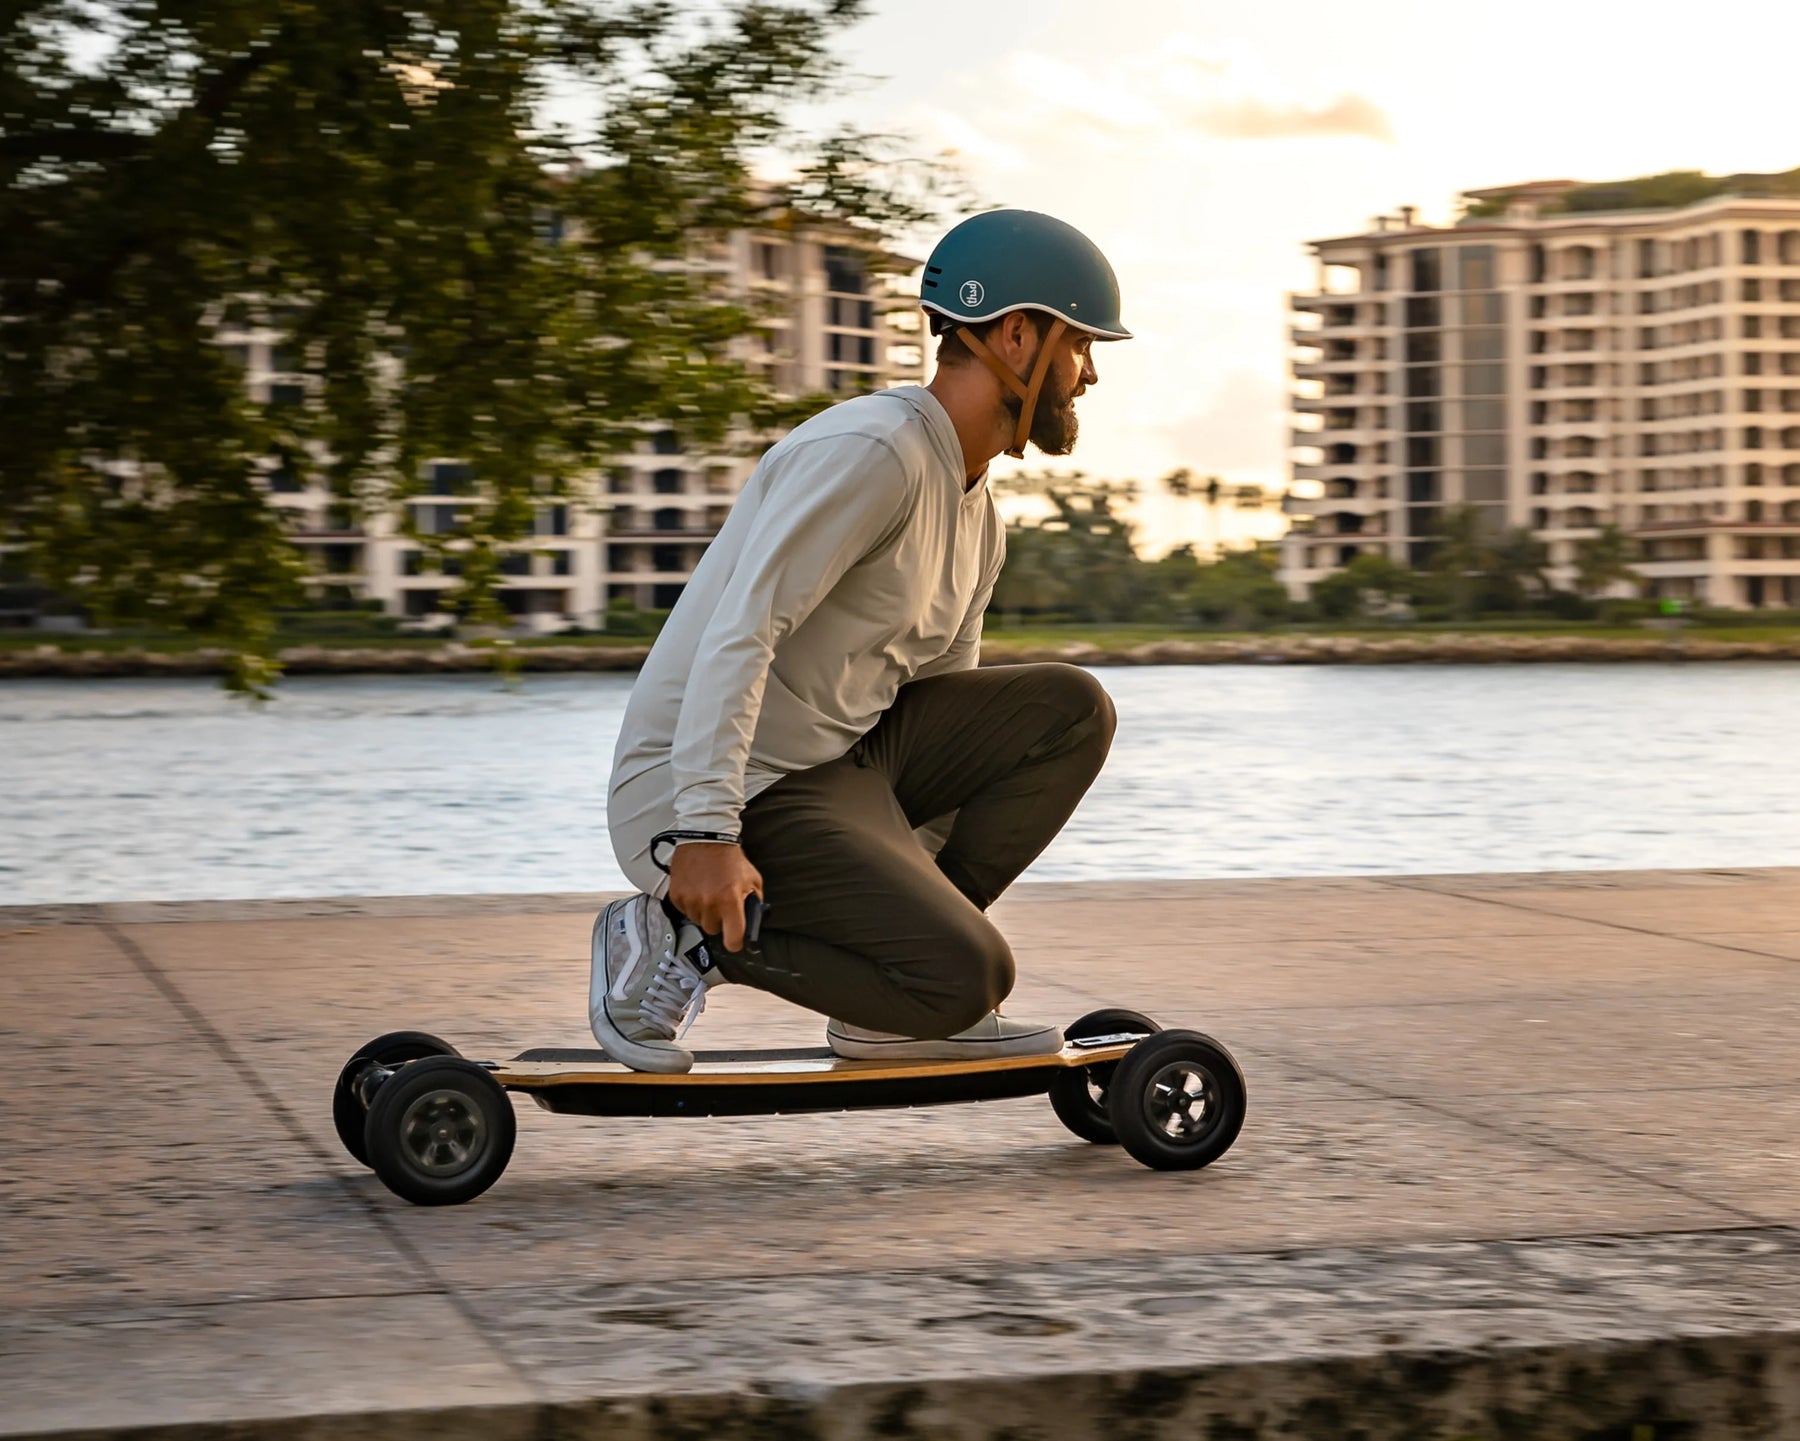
top-left (1746, 426), bottom-right (1764, 450)
top-left (1462, 329), bottom-right (1505, 362)
top-left (1464, 433), bottom-right (1507, 466)
top-left (1404, 366), bottom-right (1440, 398)
top-left (652, 468), bottom-right (684, 494)
top-left (1465, 469), bottom-right (1506, 502)
top-left (1404, 331), bottom-right (1441, 362)
top-left (551, 551), bottom-right (572, 576)
top-left (268, 382), bottom-right (306, 407)
top-left (1404, 296), bottom-right (1440, 328)
top-left (1462, 293), bottom-right (1502, 325)
top-left (651, 429), bottom-right (681, 455)
top-left (1457, 245), bottom-right (1495, 291)
top-left (823, 246), bottom-right (867, 295)
top-left (1742, 277), bottom-right (1762, 302)
top-left (430, 462), bottom-right (474, 494)
top-left (1462, 400), bottom-right (1506, 432)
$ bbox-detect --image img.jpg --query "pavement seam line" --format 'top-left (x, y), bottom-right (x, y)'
top-left (94, 920), bottom-right (543, 1398)
top-left (1375, 875), bottom-right (1800, 967)
top-left (1274, 1049), bottom-right (1774, 1228)
top-left (1043, 969), bottom-right (1765, 1219)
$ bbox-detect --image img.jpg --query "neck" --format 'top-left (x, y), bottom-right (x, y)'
top-left (926, 371), bottom-right (1013, 485)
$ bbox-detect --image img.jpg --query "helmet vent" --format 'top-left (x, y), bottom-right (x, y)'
top-left (925, 265), bottom-right (943, 274)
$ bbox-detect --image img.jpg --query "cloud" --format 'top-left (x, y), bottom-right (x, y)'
top-left (1186, 93), bottom-right (1395, 143)
top-left (1162, 369), bottom-right (1289, 477)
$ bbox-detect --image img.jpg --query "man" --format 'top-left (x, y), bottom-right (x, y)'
top-left (593, 209), bottom-right (1131, 1073)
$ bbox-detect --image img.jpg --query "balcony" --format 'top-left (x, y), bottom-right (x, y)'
top-left (606, 526), bottom-right (722, 540)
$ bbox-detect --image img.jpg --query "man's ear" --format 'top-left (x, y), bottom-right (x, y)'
top-left (1000, 310), bottom-right (1040, 364)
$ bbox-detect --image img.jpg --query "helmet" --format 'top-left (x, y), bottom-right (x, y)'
top-left (920, 209), bottom-right (1131, 341)
top-left (919, 209), bottom-right (1131, 458)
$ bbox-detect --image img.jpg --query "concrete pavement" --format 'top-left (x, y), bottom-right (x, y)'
top-left (5, 868), bottom-right (1800, 1438)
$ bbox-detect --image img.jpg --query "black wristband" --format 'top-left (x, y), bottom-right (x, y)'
top-left (649, 829), bottom-right (740, 874)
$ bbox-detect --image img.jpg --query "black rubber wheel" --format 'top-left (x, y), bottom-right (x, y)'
top-left (364, 1055), bottom-right (516, 1206)
top-left (1106, 1029), bottom-right (1246, 1172)
top-left (332, 1031), bottom-right (461, 1168)
top-left (1047, 1008), bottom-right (1161, 1145)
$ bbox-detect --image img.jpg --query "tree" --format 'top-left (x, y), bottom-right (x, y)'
top-left (1311, 551), bottom-right (1410, 621)
top-left (1185, 544), bottom-right (1289, 630)
top-left (1484, 526), bottom-right (1551, 612)
top-left (1572, 523), bottom-right (1642, 599)
top-left (2, 0), bottom-right (944, 689)
top-left (991, 470), bottom-right (1145, 623)
top-left (1428, 505), bottom-right (1489, 620)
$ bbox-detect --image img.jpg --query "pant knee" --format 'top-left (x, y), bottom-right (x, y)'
top-left (930, 923), bottom-right (1014, 1035)
top-left (1037, 664), bottom-right (1116, 747)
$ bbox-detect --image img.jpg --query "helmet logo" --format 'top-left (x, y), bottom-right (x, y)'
top-left (959, 279), bottom-right (985, 308)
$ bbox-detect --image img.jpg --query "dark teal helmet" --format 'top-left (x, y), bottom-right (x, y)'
top-left (920, 209), bottom-right (1132, 341)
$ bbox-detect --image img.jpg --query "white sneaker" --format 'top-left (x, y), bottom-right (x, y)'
top-left (589, 894), bottom-right (723, 1073)
top-left (825, 1011), bottom-right (1063, 1061)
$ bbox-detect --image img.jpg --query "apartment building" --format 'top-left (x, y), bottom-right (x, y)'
top-left (1282, 174), bottom-right (1800, 608)
top-left (226, 220), bottom-right (922, 632)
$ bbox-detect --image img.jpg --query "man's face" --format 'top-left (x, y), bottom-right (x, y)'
top-left (1007, 326), bottom-right (1098, 456)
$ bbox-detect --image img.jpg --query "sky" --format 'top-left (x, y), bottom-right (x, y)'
top-left (793, 0), bottom-right (1800, 554)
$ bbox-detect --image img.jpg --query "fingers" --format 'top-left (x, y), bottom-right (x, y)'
top-left (721, 899), bottom-right (746, 954)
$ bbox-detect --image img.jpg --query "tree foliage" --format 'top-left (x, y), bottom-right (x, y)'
top-left (1571, 523), bottom-right (1642, 599)
top-left (1, 0), bottom-right (944, 689)
top-left (991, 470), bottom-right (1288, 629)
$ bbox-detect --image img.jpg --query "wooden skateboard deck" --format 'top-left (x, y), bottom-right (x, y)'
top-left (485, 1036), bottom-right (1143, 1119)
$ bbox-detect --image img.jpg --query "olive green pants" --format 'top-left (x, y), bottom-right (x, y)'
top-left (711, 662), bottom-right (1116, 1036)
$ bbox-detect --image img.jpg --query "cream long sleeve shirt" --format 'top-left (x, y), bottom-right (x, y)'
top-left (607, 385), bottom-right (1004, 895)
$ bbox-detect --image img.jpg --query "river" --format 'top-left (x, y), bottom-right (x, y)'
top-left (3, 664), bottom-right (1797, 906)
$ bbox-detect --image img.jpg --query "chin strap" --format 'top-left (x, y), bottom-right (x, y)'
top-left (955, 317), bottom-right (1068, 459)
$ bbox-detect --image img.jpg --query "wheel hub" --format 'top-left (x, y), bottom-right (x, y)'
top-left (399, 1089), bottom-right (486, 1175)
top-left (1144, 1061), bottom-right (1218, 1141)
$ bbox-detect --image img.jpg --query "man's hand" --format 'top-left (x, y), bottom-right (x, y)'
top-left (667, 842), bottom-right (765, 953)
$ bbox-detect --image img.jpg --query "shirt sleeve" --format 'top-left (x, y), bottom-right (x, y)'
top-left (669, 434), bottom-right (914, 838)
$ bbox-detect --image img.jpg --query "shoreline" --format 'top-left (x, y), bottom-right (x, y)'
top-left (5, 631), bottom-right (1800, 677)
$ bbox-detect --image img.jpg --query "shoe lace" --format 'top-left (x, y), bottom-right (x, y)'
top-left (639, 948), bottom-right (709, 1040)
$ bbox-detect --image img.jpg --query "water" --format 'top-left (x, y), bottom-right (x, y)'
top-left (3, 664), bottom-right (1798, 905)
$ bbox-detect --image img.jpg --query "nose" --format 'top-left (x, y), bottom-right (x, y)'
top-left (1081, 350), bottom-right (1098, 389)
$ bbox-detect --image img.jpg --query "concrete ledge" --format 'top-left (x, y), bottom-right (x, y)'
top-left (10, 1232), bottom-right (1800, 1439)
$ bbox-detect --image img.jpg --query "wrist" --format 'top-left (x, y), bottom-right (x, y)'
top-left (651, 828), bottom-right (741, 873)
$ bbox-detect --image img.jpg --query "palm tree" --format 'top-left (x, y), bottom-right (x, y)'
top-left (1572, 523), bottom-right (1642, 598)
top-left (1487, 526), bottom-right (1551, 609)
top-left (1430, 505), bottom-right (1489, 619)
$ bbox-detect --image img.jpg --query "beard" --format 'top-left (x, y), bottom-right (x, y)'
top-left (1003, 363), bottom-right (1080, 455)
